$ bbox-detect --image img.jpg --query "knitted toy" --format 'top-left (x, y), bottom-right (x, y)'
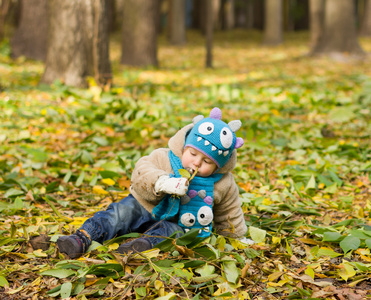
top-left (178, 107), bottom-right (244, 237)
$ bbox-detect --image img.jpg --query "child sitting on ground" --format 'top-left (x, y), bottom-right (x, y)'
top-left (57, 107), bottom-right (247, 258)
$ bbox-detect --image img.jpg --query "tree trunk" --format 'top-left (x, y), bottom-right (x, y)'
top-left (0, 0), bottom-right (10, 42)
top-left (167, 0), bottom-right (186, 45)
top-left (284, 0), bottom-right (295, 31)
top-left (10, 0), bottom-right (48, 61)
top-left (222, 0), bottom-right (235, 30)
top-left (263, 0), bottom-right (283, 45)
top-left (41, 0), bottom-right (111, 87)
top-left (360, 0), bottom-right (371, 36)
top-left (246, 0), bottom-right (254, 29)
top-left (121, 0), bottom-right (159, 67)
top-left (205, 0), bottom-right (213, 68)
top-left (309, 0), bottom-right (324, 47)
top-left (310, 0), bottom-right (365, 57)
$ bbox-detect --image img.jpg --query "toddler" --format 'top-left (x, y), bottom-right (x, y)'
top-left (57, 107), bottom-right (247, 258)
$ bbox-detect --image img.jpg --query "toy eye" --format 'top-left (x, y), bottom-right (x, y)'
top-left (220, 127), bottom-right (233, 148)
top-left (198, 122), bottom-right (214, 135)
top-left (197, 206), bottom-right (213, 226)
top-left (180, 213), bottom-right (196, 227)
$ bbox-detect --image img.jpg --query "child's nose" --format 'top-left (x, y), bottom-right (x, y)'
top-left (194, 157), bottom-right (202, 167)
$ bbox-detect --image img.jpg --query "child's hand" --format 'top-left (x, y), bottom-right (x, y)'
top-left (155, 176), bottom-right (189, 196)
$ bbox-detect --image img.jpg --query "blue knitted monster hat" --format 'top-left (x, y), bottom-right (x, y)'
top-left (184, 107), bottom-right (244, 168)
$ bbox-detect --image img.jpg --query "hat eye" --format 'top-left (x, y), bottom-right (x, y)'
top-left (198, 122), bottom-right (214, 135)
top-left (220, 127), bottom-right (233, 148)
top-left (197, 206), bottom-right (213, 226)
top-left (180, 213), bottom-right (196, 227)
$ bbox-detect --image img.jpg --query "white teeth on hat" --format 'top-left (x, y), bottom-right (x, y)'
top-left (195, 136), bottom-right (227, 157)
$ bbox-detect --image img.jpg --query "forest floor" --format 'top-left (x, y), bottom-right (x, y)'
top-left (0, 30), bottom-right (371, 299)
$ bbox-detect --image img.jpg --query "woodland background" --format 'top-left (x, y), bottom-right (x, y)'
top-left (0, 0), bottom-right (371, 299)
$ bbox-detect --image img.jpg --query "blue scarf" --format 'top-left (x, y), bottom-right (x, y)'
top-left (152, 151), bottom-right (222, 237)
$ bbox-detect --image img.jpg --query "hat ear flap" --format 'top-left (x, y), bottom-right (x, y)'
top-left (228, 120), bottom-right (241, 132)
top-left (193, 115), bottom-right (204, 124)
top-left (235, 137), bottom-right (244, 149)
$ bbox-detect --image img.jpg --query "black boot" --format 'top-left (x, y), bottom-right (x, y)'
top-left (117, 238), bottom-right (152, 255)
top-left (57, 230), bottom-right (91, 259)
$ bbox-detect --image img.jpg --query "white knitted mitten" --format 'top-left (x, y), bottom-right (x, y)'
top-left (154, 175), bottom-right (189, 196)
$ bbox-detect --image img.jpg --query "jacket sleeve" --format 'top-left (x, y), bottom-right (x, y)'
top-left (213, 173), bottom-right (247, 238)
top-left (130, 148), bottom-right (172, 203)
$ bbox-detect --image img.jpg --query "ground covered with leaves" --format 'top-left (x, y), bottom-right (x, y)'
top-left (0, 30), bottom-right (371, 299)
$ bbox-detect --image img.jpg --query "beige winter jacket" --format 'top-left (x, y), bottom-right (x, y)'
top-left (130, 123), bottom-right (247, 238)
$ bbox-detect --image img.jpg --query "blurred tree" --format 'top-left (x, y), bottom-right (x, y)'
top-left (193, 0), bottom-right (220, 34)
top-left (167, 0), bottom-right (186, 45)
top-left (221, 0), bottom-right (235, 30)
top-left (0, 0), bottom-right (11, 42)
top-left (309, 0), bottom-right (324, 47)
top-left (310, 0), bottom-right (365, 57)
top-left (263, 0), bottom-right (283, 45)
top-left (10, 0), bottom-right (48, 60)
top-left (360, 0), bottom-right (371, 36)
top-left (205, 0), bottom-right (213, 68)
top-left (41, 0), bottom-right (111, 87)
top-left (244, 0), bottom-right (255, 29)
top-left (121, 0), bottom-right (159, 67)
top-left (107, 0), bottom-right (118, 32)
top-left (285, 0), bottom-right (309, 31)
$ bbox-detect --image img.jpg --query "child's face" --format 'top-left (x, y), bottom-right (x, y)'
top-left (181, 147), bottom-right (217, 177)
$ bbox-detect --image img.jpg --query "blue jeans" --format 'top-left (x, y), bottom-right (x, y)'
top-left (79, 194), bottom-right (184, 247)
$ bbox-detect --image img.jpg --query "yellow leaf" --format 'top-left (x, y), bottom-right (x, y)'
top-left (69, 217), bottom-right (88, 226)
top-left (240, 261), bottom-right (250, 279)
top-left (271, 109), bottom-right (280, 116)
top-left (299, 238), bottom-right (321, 245)
top-left (338, 262), bottom-right (356, 281)
top-left (33, 249), bottom-right (47, 258)
top-left (213, 282), bottom-right (235, 296)
top-left (267, 279), bottom-right (289, 287)
top-left (93, 185), bottom-right (109, 195)
top-left (305, 267), bottom-right (315, 279)
top-left (318, 183), bottom-right (325, 189)
top-left (154, 280), bottom-right (163, 290)
top-left (107, 259), bottom-right (119, 264)
top-left (102, 178), bottom-right (115, 186)
top-left (108, 243), bottom-right (119, 251)
top-left (85, 277), bottom-right (100, 287)
top-left (262, 198), bottom-right (272, 205)
top-left (238, 291), bottom-right (250, 300)
top-left (178, 169), bottom-right (190, 179)
top-left (268, 271), bottom-right (284, 282)
top-left (357, 181), bottom-right (364, 187)
top-left (272, 236), bottom-right (281, 244)
top-left (132, 248), bottom-right (160, 259)
top-left (31, 277), bottom-right (42, 286)
top-left (355, 248), bottom-right (370, 255)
